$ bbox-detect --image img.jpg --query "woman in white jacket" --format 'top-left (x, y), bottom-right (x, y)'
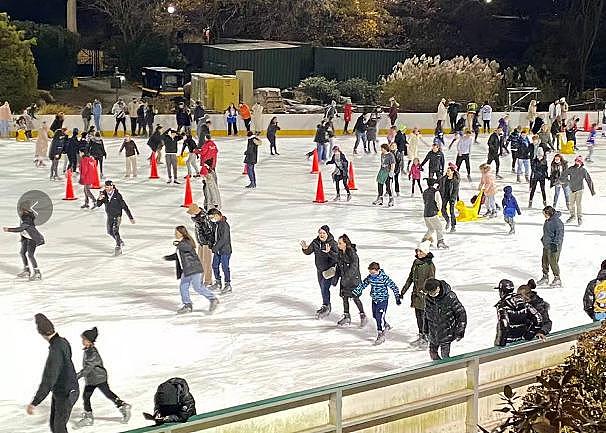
top-left (436, 99), bottom-right (447, 130)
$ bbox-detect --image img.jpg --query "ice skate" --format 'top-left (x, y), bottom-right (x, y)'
top-left (210, 279), bottom-right (222, 291)
top-left (550, 276), bottom-right (562, 288)
top-left (383, 322), bottom-right (392, 333)
top-left (337, 314), bottom-right (351, 327)
top-left (118, 403), bottom-right (131, 424)
top-left (536, 275), bottom-right (549, 286)
top-left (516, 175), bottom-right (521, 183)
top-left (177, 303), bottom-right (193, 314)
top-left (245, 183), bottom-right (254, 189)
top-left (346, 193), bottom-right (352, 202)
top-left (387, 197), bottom-right (394, 207)
top-left (410, 334), bottom-right (428, 348)
top-left (80, 203), bottom-right (89, 209)
top-left (543, 200), bottom-right (547, 207)
top-left (29, 269), bottom-right (41, 281)
top-left (445, 221), bottom-right (450, 231)
top-left (209, 298), bottom-right (219, 313)
top-left (332, 194), bottom-right (340, 202)
top-left (496, 174), bottom-right (503, 180)
top-left (359, 313), bottom-right (368, 327)
top-left (374, 332), bottom-right (386, 346)
top-left (524, 175), bottom-right (529, 183)
top-left (17, 268), bottom-right (30, 279)
top-left (173, 180), bottom-right (181, 185)
top-left (437, 239), bottom-right (449, 249)
top-left (528, 200), bottom-right (532, 209)
top-left (507, 227), bottom-right (515, 235)
top-left (565, 216), bottom-right (575, 224)
top-left (578, 217), bottom-right (583, 226)
top-left (372, 196), bottom-right (383, 206)
top-left (467, 174), bottom-right (472, 182)
top-left (221, 283), bottom-right (232, 295)
top-left (449, 225), bottom-right (456, 233)
top-left (75, 411), bottom-right (94, 428)
top-left (114, 246), bottom-right (122, 256)
top-left (315, 304), bottom-right (331, 319)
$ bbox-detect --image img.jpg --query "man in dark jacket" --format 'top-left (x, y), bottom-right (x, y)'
top-left (438, 163), bottom-right (460, 233)
top-left (494, 279), bottom-right (545, 347)
top-left (49, 130), bottom-right (67, 180)
top-left (421, 143), bottom-right (445, 180)
top-left (422, 179), bottom-right (448, 249)
top-left (424, 279), bottom-right (467, 360)
top-left (353, 114), bottom-right (368, 154)
top-left (146, 378), bottom-right (196, 425)
top-left (516, 130), bottom-right (534, 183)
top-left (193, 101), bottom-right (206, 137)
top-left (187, 203), bottom-right (214, 286)
top-left (583, 261), bottom-right (606, 321)
top-left (96, 180), bottom-right (135, 256)
top-left (208, 208), bottom-right (232, 294)
top-left (537, 206), bottom-right (564, 288)
top-left (560, 155), bottom-right (596, 226)
top-left (447, 101), bottom-right (459, 132)
top-left (162, 130), bottom-right (180, 184)
top-left (27, 314), bottom-right (79, 433)
top-left (301, 225), bottom-right (338, 318)
top-left (147, 125), bottom-right (164, 164)
top-left (487, 126), bottom-right (503, 179)
top-left (65, 128), bottom-right (80, 173)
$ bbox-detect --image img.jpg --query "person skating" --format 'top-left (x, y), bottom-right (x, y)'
top-left (35, 122), bottom-right (50, 168)
top-left (65, 128), bottom-right (80, 173)
top-left (493, 279), bottom-right (545, 347)
top-left (48, 128), bottom-right (67, 180)
top-left (518, 279), bottom-right (552, 336)
top-left (388, 97), bottom-right (399, 126)
top-left (352, 262), bottom-right (401, 345)
top-left (111, 98), bottom-right (127, 136)
top-left (536, 206), bottom-right (564, 287)
top-left (136, 100), bottom-right (146, 136)
top-left (175, 103), bottom-right (192, 134)
top-left (366, 114), bottom-right (378, 153)
top-left (3, 205), bottom-right (45, 280)
top-left (407, 127), bottom-right (427, 172)
top-left (89, 132), bottom-right (106, 178)
top-left (119, 135), bottom-right (140, 179)
top-left (96, 180), bottom-right (135, 256)
top-left (373, 144), bottom-right (396, 207)
top-left (343, 100), bottom-right (353, 134)
top-left (27, 314), bottom-right (79, 433)
top-left (201, 163), bottom-right (221, 210)
top-left (145, 104), bottom-right (157, 139)
top-left (438, 163), bottom-right (460, 233)
top-left (75, 327), bottom-right (131, 427)
top-left (326, 145), bottom-right (351, 201)
top-left (408, 157), bottom-right (423, 197)
top-left (447, 100), bottom-right (459, 132)
top-left (239, 102), bottom-right (252, 132)
top-left (79, 151), bottom-right (98, 209)
top-left (502, 186), bottom-right (522, 235)
top-left (244, 131), bottom-right (262, 188)
top-left (164, 226), bottom-right (219, 314)
top-left (162, 129), bottom-right (181, 184)
top-left (180, 133), bottom-right (200, 178)
top-left (394, 127), bottom-right (408, 172)
top-left (559, 155), bottom-right (596, 226)
top-left (314, 122), bottom-right (329, 160)
top-left (454, 129), bottom-right (473, 182)
top-left (92, 99), bottom-right (102, 131)
top-left (549, 154), bottom-right (570, 210)
top-left (187, 203), bottom-right (214, 286)
top-left (147, 125), bottom-right (164, 164)
top-left (436, 98), bottom-right (447, 130)
top-left (329, 234), bottom-right (367, 327)
top-left (478, 163), bottom-right (497, 217)
top-left (538, 123), bottom-right (554, 152)
top-left (487, 126), bottom-right (503, 179)
top-left (300, 225), bottom-right (338, 319)
top-left (516, 129), bottom-right (534, 183)
top-left (208, 208), bottom-right (232, 294)
top-left (507, 126), bottom-right (521, 172)
top-left (127, 98), bottom-right (139, 135)
top-left (480, 101), bottom-right (492, 133)
top-left (583, 260), bottom-right (606, 321)
top-left (267, 117), bottom-right (281, 155)
top-left (352, 114), bottom-right (368, 154)
top-left (251, 101), bottom-right (264, 135)
top-left (529, 147), bottom-right (549, 208)
top-left (193, 100), bottom-right (206, 138)
top-left (423, 278), bottom-right (467, 360)
top-left (586, 123), bottom-right (597, 162)
top-left (225, 104), bottom-right (238, 136)
top-left (421, 142), bottom-right (445, 180)
top-left (389, 142), bottom-right (403, 196)
top-left (401, 240), bottom-right (435, 347)
top-left (422, 178), bottom-right (448, 249)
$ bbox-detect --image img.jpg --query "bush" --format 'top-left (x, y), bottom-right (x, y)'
top-left (37, 103), bottom-right (78, 115)
top-left (298, 76), bottom-right (341, 104)
top-left (381, 54), bottom-right (503, 111)
top-left (14, 21), bottom-right (80, 88)
top-left (336, 78), bottom-right (379, 105)
top-left (0, 13), bottom-right (38, 110)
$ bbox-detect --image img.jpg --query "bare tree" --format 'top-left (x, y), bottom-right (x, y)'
top-left (85, 0), bottom-right (157, 45)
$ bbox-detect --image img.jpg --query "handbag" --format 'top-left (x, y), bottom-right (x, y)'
top-left (322, 266), bottom-right (336, 279)
top-left (376, 167), bottom-right (389, 184)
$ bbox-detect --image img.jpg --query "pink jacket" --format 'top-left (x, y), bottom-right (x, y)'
top-left (409, 163), bottom-right (422, 180)
top-left (479, 171), bottom-right (496, 196)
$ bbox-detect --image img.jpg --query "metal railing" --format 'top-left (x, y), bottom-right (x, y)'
top-left (123, 322), bottom-right (600, 433)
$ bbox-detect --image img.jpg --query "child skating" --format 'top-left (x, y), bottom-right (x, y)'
top-left (408, 157), bottom-right (423, 197)
top-left (586, 123), bottom-right (597, 162)
top-left (75, 327), bottom-right (131, 428)
top-left (502, 185), bottom-right (521, 235)
top-left (352, 262), bottom-right (401, 345)
top-left (478, 163), bottom-right (497, 217)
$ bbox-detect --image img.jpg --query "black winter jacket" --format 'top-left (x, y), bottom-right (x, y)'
top-left (353, 116), bottom-right (367, 133)
top-left (153, 377), bottom-right (196, 424)
top-left (77, 346), bottom-right (108, 386)
top-left (89, 138), bottom-right (106, 160)
top-left (162, 133), bottom-right (179, 154)
top-left (48, 134), bottom-right (67, 159)
top-left (425, 281), bottom-right (467, 345)
top-left (494, 294), bottom-right (544, 346)
top-left (438, 174), bottom-right (460, 203)
top-left (326, 153), bottom-right (349, 179)
top-left (487, 132), bottom-right (501, 156)
top-left (333, 246), bottom-right (361, 298)
top-left (395, 131), bottom-right (408, 155)
top-left (302, 234), bottom-right (338, 273)
top-left (526, 291), bottom-right (552, 335)
top-left (193, 105), bottom-right (206, 122)
top-left (147, 131), bottom-right (164, 152)
top-left (244, 136), bottom-right (261, 164)
top-left (181, 136), bottom-right (197, 155)
top-left (97, 189), bottom-right (133, 219)
top-left (191, 211), bottom-right (214, 247)
top-left (421, 150), bottom-right (445, 173)
top-left (65, 135), bottom-right (80, 159)
top-left (6, 211), bottom-right (45, 246)
top-left (164, 239), bottom-right (203, 279)
top-left (583, 269), bottom-right (606, 319)
top-left (541, 212), bottom-right (564, 250)
top-left (31, 334), bottom-right (78, 406)
top-left (212, 217), bottom-right (232, 255)
top-left (530, 157), bottom-right (549, 182)
top-left (422, 186), bottom-right (440, 217)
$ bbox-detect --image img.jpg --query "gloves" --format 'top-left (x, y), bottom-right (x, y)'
top-left (395, 295), bottom-right (402, 306)
top-left (549, 243), bottom-right (558, 253)
top-left (400, 287), bottom-right (408, 298)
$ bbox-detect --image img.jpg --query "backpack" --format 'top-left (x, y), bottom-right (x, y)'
top-left (155, 378), bottom-right (188, 409)
top-left (594, 280), bottom-right (606, 313)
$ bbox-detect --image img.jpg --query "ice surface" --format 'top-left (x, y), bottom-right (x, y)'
top-left (0, 132), bottom-right (603, 433)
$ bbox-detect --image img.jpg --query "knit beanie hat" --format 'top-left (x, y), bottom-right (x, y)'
top-left (575, 155), bottom-right (584, 165)
top-left (417, 240), bottom-right (431, 255)
top-left (536, 147), bottom-right (544, 158)
top-left (82, 327), bottom-right (98, 343)
top-left (448, 162), bottom-right (458, 172)
top-left (319, 225), bottom-right (330, 234)
top-left (35, 313), bottom-right (55, 336)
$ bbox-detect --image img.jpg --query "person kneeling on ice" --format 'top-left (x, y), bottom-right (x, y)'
top-left (301, 225), bottom-right (338, 319)
top-left (144, 378), bottom-right (196, 425)
top-left (401, 240), bottom-right (435, 348)
top-left (97, 180), bottom-right (135, 256)
top-left (502, 186), bottom-right (521, 235)
top-left (424, 278), bottom-right (467, 360)
top-left (583, 260), bottom-right (606, 321)
top-left (164, 226), bottom-right (219, 314)
top-left (536, 206), bottom-right (564, 288)
top-left (75, 327), bottom-right (131, 428)
top-left (518, 279), bottom-right (552, 336)
top-left (493, 279), bottom-right (545, 347)
top-left (352, 262), bottom-right (401, 345)
top-left (208, 208), bottom-right (233, 294)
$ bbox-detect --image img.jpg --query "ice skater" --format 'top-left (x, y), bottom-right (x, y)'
top-left (326, 145), bottom-right (351, 201)
top-left (96, 180), bottom-right (135, 256)
top-left (502, 186), bottom-right (521, 235)
top-left (352, 262), bottom-right (401, 345)
top-left (3, 204), bottom-right (45, 280)
top-left (422, 178), bottom-right (448, 249)
top-left (373, 144), bottom-right (396, 207)
top-left (529, 147), bottom-right (548, 208)
top-left (180, 133), bottom-right (200, 177)
top-left (75, 327), bottom-right (131, 428)
top-left (438, 163), bottom-right (459, 233)
top-left (586, 123), bottom-right (597, 162)
top-left (560, 155), bottom-right (595, 226)
top-left (164, 226), bottom-right (219, 314)
top-left (267, 117), bottom-right (281, 155)
top-left (536, 206), bottom-right (564, 288)
top-left (208, 208), bottom-right (233, 294)
top-left (420, 142), bottom-right (444, 180)
top-left (244, 131), bottom-right (262, 188)
top-left (79, 150), bottom-right (98, 209)
top-left (478, 163), bottom-right (497, 217)
top-left (408, 157), bottom-right (423, 197)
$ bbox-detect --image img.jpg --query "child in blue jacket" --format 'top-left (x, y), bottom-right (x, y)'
top-left (502, 185), bottom-right (521, 235)
top-left (353, 262), bottom-right (401, 345)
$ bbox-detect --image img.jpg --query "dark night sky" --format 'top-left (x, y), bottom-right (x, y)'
top-left (2, 0), bottom-right (66, 25)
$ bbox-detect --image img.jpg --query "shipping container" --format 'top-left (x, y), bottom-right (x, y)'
top-left (313, 47), bottom-right (406, 82)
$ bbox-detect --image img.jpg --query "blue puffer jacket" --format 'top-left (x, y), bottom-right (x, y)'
top-left (353, 269), bottom-right (400, 302)
top-left (502, 186), bottom-right (521, 218)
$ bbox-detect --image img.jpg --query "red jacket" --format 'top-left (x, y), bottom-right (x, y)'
top-left (79, 156), bottom-right (97, 185)
top-left (343, 103), bottom-right (353, 122)
top-left (195, 139), bottom-right (218, 170)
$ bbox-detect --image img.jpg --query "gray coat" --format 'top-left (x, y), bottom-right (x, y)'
top-left (77, 346), bottom-right (108, 386)
top-left (559, 165), bottom-right (595, 194)
top-left (203, 170), bottom-right (221, 210)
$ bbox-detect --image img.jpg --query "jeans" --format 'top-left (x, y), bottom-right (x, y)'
top-left (0, 119), bottom-right (9, 137)
top-left (378, 178), bottom-right (393, 197)
top-left (342, 296), bottom-right (364, 315)
top-left (82, 117), bottom-right (90, 132)
top-left (106, 216), bottom-right (122, 246)
top-left (84, 184), bottom-right (95, 206)
top-left (317, 271), bottom-right (332, 306)
top-left (553, 184), bottom-right (571, 207)
top-left (83, 382), bottom-right (123, 412)
top-left (441, 200), bottom-right (456, 228)
top-left (317, 142), bottom-right (327, 161)
top-left (212, 253), bottom-right (231, 283)
top-left (180, 272), bottom-right (217, 305)
top-left (449, 115), bottom-right (457, 132)
top-left (94, 114), bottom-right (101, 131)
top-left (50, 159), bottom-right (59, 178)
top-left (483, 119), bottom-right (490, 133)
top-left (165, 154), bottom-right (177, 180)
top-left (595, 312), bottom-right (606, 321)
top-left (227, 122), bottom-right (238, 135)
top-left (20, 237), bottom-right (38, 269)
top-left (114, 117), bottom-right (126, 134)
top-left (244, 118), bottom-right (251, 132)
top-left (247, 163), bottom-right (256, 186)
top-left (516, 158), bottom-right (530, 177)
top-left (429, 342), bottom-right (451, 360)
top-left (372, 299), bottom-right (389, 332)
top-left (541, 247), bottom-right (561, 277)
top-left (268, 136), bottom-right (277, 154)
top-left (130, 117), bottom-right (137, 135)
top-left (334, 174), bottom-right (350, 195)
top-left (354, 131), bottom-right (367, 151)
top-left (95, 157), bottom-right (104, 176)
top-left (50, 389), bottom-right (79, 433)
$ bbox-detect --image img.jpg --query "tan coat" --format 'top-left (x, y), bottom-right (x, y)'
top-left (35, 125), bottom-right (50, 157)
top-left (0, 102), bottom-right (12, 121)
top-left (251, 103), bottom-right (264, 132)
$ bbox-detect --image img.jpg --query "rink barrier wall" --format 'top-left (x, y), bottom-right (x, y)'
top-left (7, 111), bottom-right (601, 138)
top-left (121, 322), bottom-right (599, 433)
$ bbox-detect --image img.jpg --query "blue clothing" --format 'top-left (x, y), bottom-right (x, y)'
top-left (92, 102), bottom-right (102, 117)
top-left (541, 211), bottom-right (564, 249)
top-left (180, 273), bottom-right (216, 304)
top-left (502, 186), bottom-right (521, 218)
top-left (212, 253), bottom-right (231, 283)
top-left (317, 271), bottom-right (332, 306)
top-left (353, 269), bottom-right (399, 302)
top-left (587, 130), bottom-right (597, 145)
top-left (372, 299), bottom-right (389, 332)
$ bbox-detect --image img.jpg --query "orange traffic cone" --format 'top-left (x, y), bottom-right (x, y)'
top-left (583, 113), bottom-right (591, 132)
top-left (347, 162), bottom-right (358, 190)
top-left (91, 159), bottom-right (101, 189)
top-left (242, 164), bottom-right (248, 175)
top-left (313, 172), bottom-right (327, 203)
top-left (62, 169), bottom-right (77, 201)
top-left (181, 175), bottom-right (194, 208)
top-left (310, 148), bottom-right (319, 174)
top-left (149, 152), bottom-right (160, 179)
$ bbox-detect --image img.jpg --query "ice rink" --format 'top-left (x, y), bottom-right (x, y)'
top-left (0, 131), bottom-right (603, 433)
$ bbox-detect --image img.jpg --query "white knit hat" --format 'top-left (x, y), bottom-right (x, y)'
top-left (417, 240), bottom-right (431, 254)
